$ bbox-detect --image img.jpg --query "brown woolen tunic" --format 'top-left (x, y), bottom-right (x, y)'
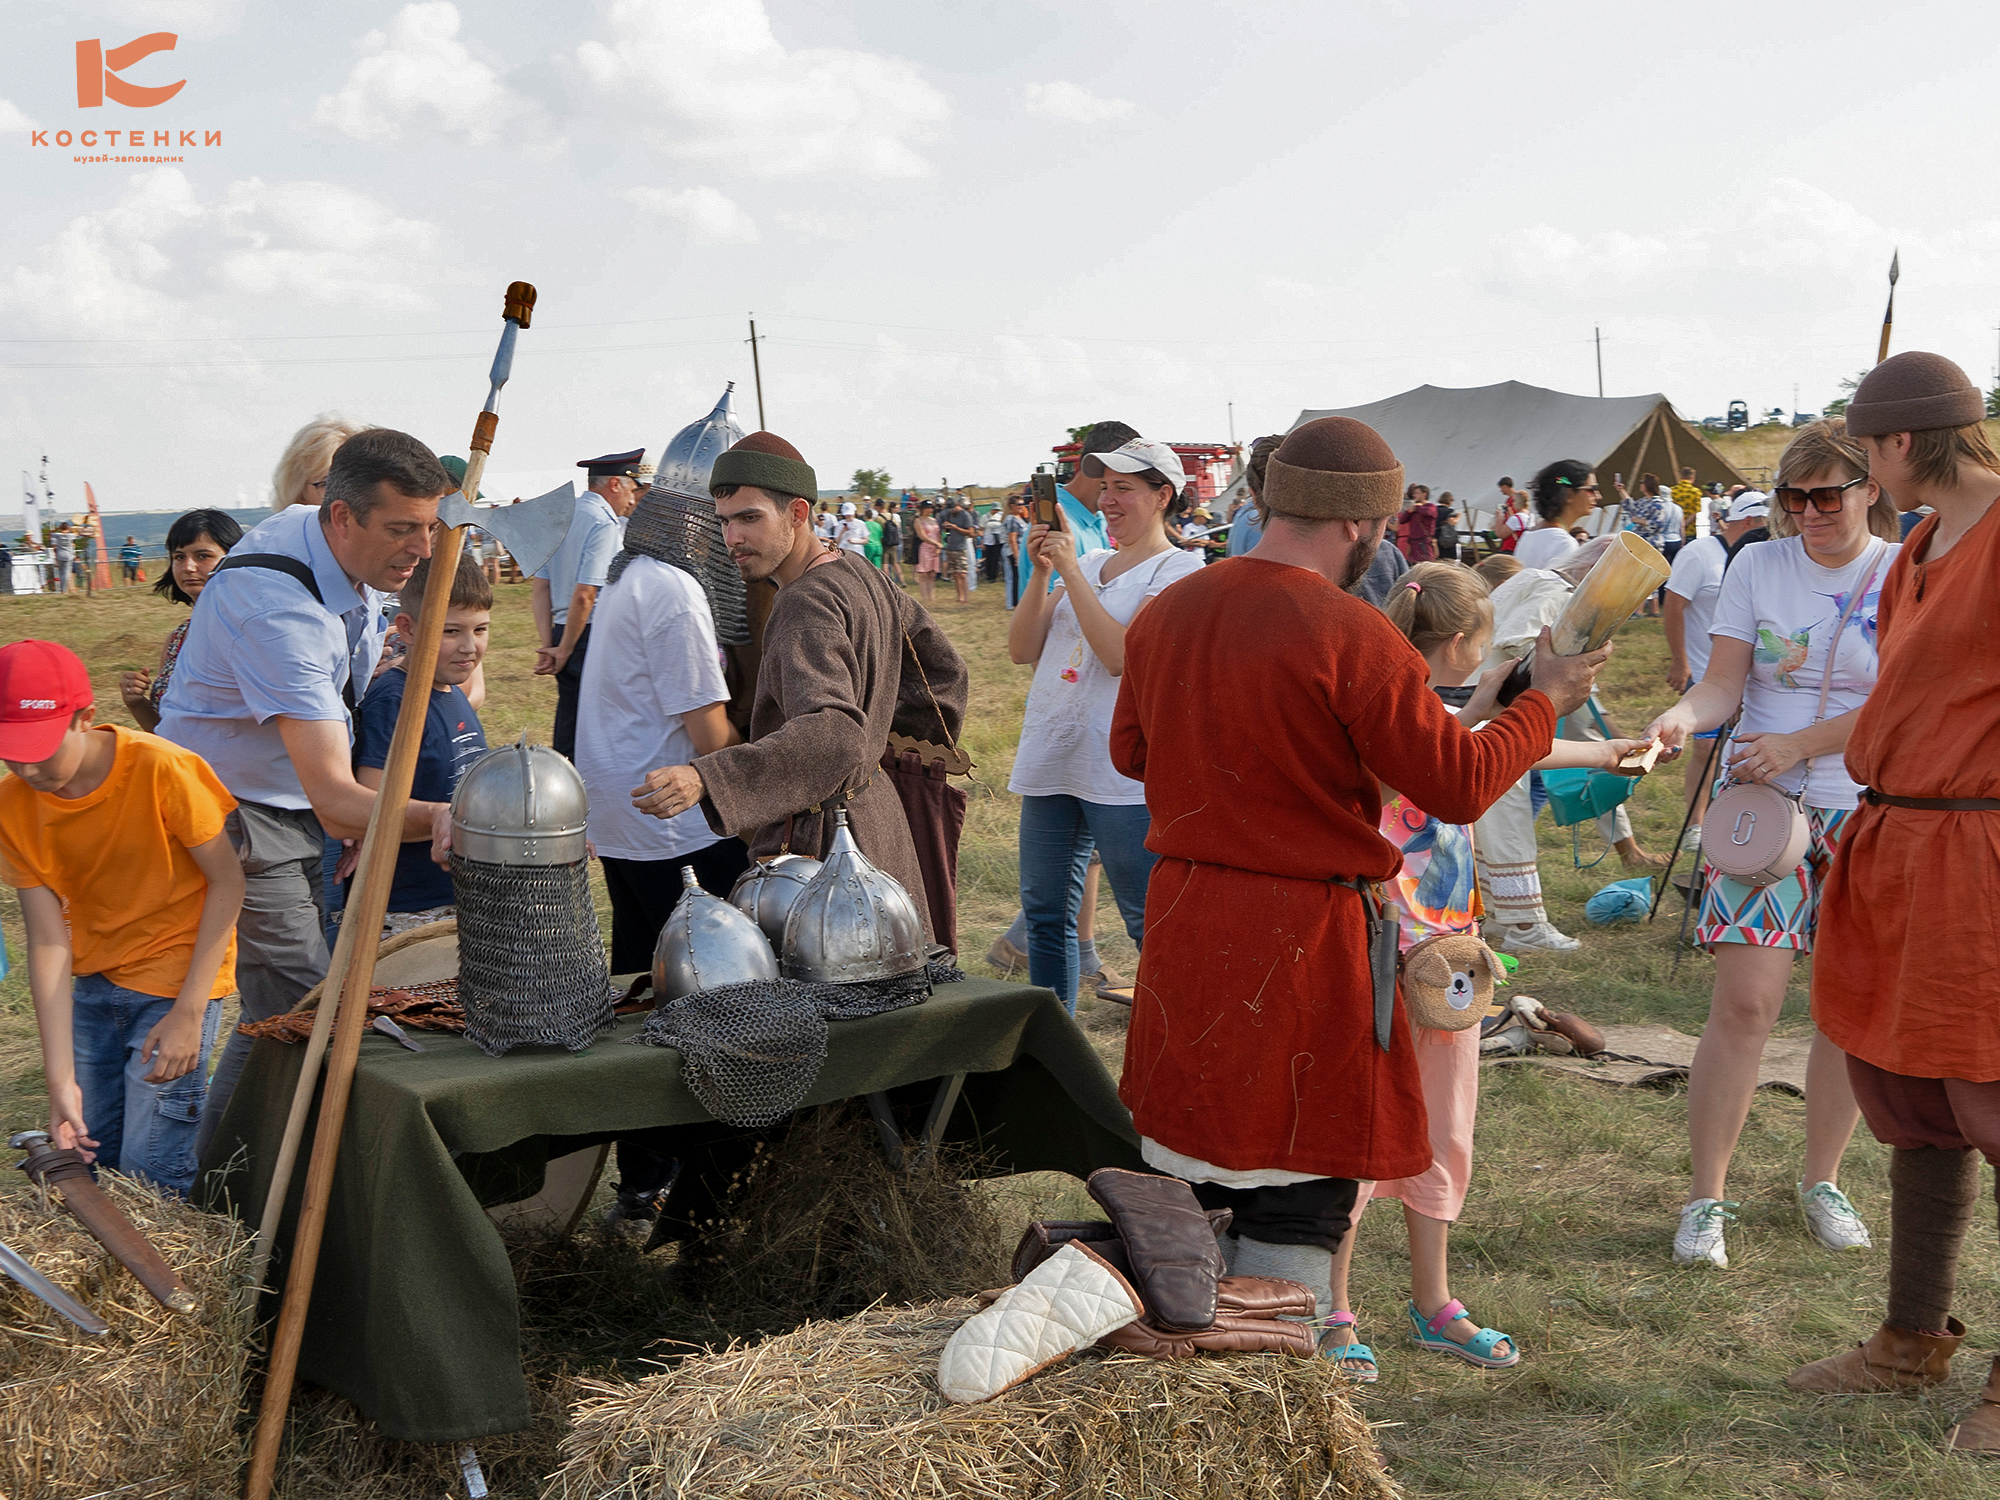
top-left (695, 554), bottom-right (967, 938)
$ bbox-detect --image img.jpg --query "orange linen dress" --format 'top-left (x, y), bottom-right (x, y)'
top-left (1109, 557), bottom-right (1557, 1181)
top-left (1815, 503), bottom-right (2000, 1081)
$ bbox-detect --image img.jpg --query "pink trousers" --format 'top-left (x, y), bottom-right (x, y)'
top-left (1354, 1024), bottom-right (1479, 1224)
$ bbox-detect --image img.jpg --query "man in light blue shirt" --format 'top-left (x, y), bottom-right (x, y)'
top-left (159, 427), bottom-right (457, 1149)
top-left (533, 448), bottom-right (643, 759)
top-left (1228, 434), bottom-right (1283, 556)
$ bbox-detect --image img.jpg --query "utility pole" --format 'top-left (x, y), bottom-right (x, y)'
top-left (1594, 326), bottom-right (1604, 397)
top-left (1227, 401), bottom-right (1236, 446)
top-left (746, 314), bottom-right (766, 429)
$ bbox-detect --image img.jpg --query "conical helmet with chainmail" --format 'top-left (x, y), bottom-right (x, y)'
top-left (781, 809), bottom-right (927, 984)
top-left (608, 383), bottom-right (749, 643)
top-left (450, 739), bottom-right (613, 1055)
top-left (654, 865), bottom-right (780, 1002)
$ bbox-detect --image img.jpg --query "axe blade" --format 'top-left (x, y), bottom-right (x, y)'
top-left (439, 481), bottom-right (576, 580)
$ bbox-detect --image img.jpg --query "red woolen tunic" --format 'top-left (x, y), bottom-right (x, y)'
top-left (1110, 558), bottom-right (1557, 1181)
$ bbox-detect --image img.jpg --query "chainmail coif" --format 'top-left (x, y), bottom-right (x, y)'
top-left (605, 482), bottom-right (750, 645)
top-left (636, 957), bottom-right (964, 1127)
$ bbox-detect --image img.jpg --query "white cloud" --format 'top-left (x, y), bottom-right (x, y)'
top-left (1023, 81), bottom-right (1134, 125)
top-left (571, 0), bottom-right (949, 177)
top-left (625, 185), bottom-right (760, 244)
top-left (0, 169), bottom-right (217, 339)
top-left (314, 2), bottom-right (548, 149)
top-left (0, 99), bottom-right (33, 134)
top-left (216, 180), bottom-right (452, 309)
top-left (0, 169), bottom-right (455, 343)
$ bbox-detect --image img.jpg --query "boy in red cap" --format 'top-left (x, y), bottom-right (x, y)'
top-left (0, 641), bottom-right (243, 1197)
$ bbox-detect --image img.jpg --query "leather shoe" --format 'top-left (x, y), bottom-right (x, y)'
top-left (1946, 1355), bottom-right (2000, 1451)
top-left (1786, 1318), bottom-right (1963, 1393)
top-left (985, 936), bottom-right (1027, 974)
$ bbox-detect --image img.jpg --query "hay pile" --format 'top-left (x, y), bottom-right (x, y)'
top-left (550, 1299), bottom-right (1401, 1500)
top-left (0, 1173), bottom-right (254, 1499)
top-left (667, 1101), bottom-right (1017, 1325)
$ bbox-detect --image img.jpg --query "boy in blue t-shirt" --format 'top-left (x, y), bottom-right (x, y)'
top-left (348, 549), bottom-right (490, 933)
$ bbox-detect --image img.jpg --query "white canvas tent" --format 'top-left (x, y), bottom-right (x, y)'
top-left (1292, 381), bottom-right (1745, 533)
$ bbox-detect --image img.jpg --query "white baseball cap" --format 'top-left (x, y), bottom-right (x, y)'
top-left (839, 500), bottom-right (858, 515)
top-left (1093, 438), bottom-right (1189, 494)
top-left (1726, 490), bottom-right (1769, 522)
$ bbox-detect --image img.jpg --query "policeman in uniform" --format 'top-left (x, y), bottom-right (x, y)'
top-left (534, 447), bottom-right (645, 759)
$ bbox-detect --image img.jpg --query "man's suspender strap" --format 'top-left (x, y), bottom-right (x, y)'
top-left (212, 553), bottom-right (358, 714)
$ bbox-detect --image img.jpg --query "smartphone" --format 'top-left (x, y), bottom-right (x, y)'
top-left (1031, 472), bottom-right (1066, 532)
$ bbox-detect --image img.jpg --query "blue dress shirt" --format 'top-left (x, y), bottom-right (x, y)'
top-left (534, 489), bottom-right (623, 626)
top-left (157, 505), bottom-right (388, 810)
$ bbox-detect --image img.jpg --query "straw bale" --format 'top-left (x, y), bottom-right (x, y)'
top-left (0, 1173), bottom-right (254, 1500)
top-left (550, 1298), bottom-right (1401, 1500)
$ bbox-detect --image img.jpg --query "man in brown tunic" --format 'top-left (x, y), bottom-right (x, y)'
top-left (632, 432), bottom-right (966, 939)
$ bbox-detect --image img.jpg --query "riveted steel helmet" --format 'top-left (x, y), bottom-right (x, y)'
top-left (654, 865), bottom-right (780, 1001)
top-left (450, 738), bottom-right (589, 866)
top-left (450, 737), bottom-right (610, 1056)
top-left (780, 809), bottom-right (925, 984)
top-left (612, 384), bottom-right (751, 645)
top-left (728, 854), bottom-right (824, 946)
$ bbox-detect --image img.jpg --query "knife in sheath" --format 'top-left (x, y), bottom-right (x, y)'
top-left (12, 1130), bottom-right (195, 1314)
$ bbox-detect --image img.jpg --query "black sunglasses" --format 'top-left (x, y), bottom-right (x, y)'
top-left (1774, 475), bottom-right (1867, 514)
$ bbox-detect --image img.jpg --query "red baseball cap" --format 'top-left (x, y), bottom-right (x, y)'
top-left (0, 641), bottom-right (94, 763)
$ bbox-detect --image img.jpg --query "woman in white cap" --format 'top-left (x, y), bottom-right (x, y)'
top-left (834, 500), bottom-right (871, 559)
top-left (1006, 438), bottom-right (1205, 1012)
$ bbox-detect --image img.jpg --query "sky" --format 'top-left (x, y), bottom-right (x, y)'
top-left (4, 0), bottom-right (2000, 515)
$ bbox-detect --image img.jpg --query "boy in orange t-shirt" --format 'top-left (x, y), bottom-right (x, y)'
top-left (0, 641), bottom-right (243, 1197)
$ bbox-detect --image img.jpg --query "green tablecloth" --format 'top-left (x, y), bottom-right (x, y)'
top-left (199, 978), bottom-right (1140, 1442)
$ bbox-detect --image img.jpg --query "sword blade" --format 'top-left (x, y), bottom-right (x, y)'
top-left (0, 1240), bottom-right (109, 1333)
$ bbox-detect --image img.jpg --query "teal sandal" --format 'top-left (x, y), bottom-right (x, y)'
top-left (1316, 1312), bottom-right (1379, 1383)
top-left (1407, 1298), bottom-right (1520, 1369)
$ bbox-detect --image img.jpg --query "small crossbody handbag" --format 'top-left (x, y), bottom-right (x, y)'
top-left (1700, 540), bottom-right (1884, 888)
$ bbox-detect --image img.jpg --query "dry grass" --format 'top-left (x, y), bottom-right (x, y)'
top-left (0, 1173), bottom-right (255, 1499)
top-left (0, 577), bottom-right (1996, 1497)
top-left (550, 1298), bottom-right (1400, 1500)
top-left (667, 1102), bottom-right (1018, 1326)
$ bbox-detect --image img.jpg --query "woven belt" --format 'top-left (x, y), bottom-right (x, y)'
top-left (1863, 788), bottom-right (2000, 811)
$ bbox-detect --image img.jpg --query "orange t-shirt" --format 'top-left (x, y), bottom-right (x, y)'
top-left (1814, 502), bottom-right (2000, 1079)
top-left (0, 725), bottom-right (237, 1000)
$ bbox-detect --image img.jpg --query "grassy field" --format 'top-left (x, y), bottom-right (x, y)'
top-left (0, 568), bottom-right (1994, 1498)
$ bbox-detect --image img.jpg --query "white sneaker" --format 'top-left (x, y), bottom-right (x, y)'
top-left (1799, 1181), bottom-right (1873, 1250)
top-left (1673, 1198), bottom-right (1738, 1267)
top-left (1501, 921), bottom-right (1582, 954)
top-left (1681, 824), bottom-right (1704, 853)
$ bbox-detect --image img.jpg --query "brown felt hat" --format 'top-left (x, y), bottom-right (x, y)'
top-left (1262, 417), bottom-right (1405, 521)
top-left (1845, 351), bottom-right (1984, 437)
top-left (709, 430), bottom-right (818, 501)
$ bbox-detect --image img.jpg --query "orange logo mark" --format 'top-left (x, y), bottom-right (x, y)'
top-left (75, 34), bottom-right (185, 109)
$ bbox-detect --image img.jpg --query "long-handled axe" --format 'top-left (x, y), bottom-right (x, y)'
top-left (244, 282), bottom-right (570, 1500)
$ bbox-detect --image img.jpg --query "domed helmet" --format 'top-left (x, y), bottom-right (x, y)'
top-left (449, 739), bottom-right (612, 1055)
top-left (780, 809), bottom-right (925, 984)
top-left (654, 865), bottom-right (780, 1002)
top-left (728, 853), bottom-right (824, 946)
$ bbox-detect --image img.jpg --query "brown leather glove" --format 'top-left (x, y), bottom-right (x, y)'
top-left (1086, 1168), bottom-right (1227, 1331)
top-left (1097, 1277), bottom-right (1319, 1358)
top-left (1009, 1209), bottom-right (1232, 1286)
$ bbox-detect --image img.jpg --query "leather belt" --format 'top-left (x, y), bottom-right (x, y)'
top-left (1863, 788), bottom-right (2000, 811)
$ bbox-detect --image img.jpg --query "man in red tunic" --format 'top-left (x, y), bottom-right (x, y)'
top-left (1109, 416), bottom-right (1608, 1349)
top-left (1787, 352), bottom-right (2000, 1451)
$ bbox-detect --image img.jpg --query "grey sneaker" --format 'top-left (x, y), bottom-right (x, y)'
top-left (1673, 1198), bottom-right (1738, 1267)
top-left (1799, 1180), bottom-right (1873, 1251)
top-left (1500, 921), bottom-right (1582, 954)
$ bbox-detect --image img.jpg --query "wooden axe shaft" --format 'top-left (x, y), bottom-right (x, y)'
top-left (244, 523), bottom-right (469, 1500)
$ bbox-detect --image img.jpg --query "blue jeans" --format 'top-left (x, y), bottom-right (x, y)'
top-left (1018, 794), bottom-right (1156, 1014)
top-left (69, 975), bottom-right (222, 1197)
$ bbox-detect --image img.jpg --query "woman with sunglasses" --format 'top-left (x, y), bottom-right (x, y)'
top-left (1512, 460), bottom-right (1600, 570)
top-left (1644, 419), bottom-right (1901, 1270)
